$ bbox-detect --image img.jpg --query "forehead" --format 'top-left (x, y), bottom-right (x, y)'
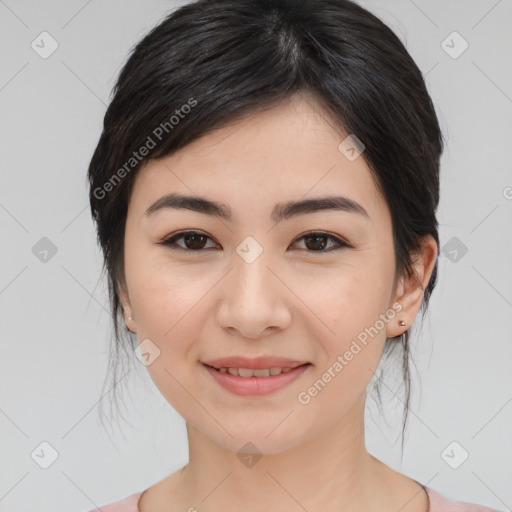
top-left (128, 95), bottom-right (388, 226)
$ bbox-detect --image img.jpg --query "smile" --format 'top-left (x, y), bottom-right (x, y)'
top-left (202, 363), bottom-right (311, 396)
top-left (209, 366), bottom-right (295, 377)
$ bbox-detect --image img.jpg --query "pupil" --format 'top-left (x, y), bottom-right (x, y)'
top-left (186, 233), bottom-right (206, 250)
top-left (306, 235), bottom-right (327, 251)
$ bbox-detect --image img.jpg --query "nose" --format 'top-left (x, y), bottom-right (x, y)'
top-left (216, 248), bottom-right (292, 339)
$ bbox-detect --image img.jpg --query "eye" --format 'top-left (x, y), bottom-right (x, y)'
top-left (291, 232), bottom-right (350, 252)
top-left (158, 230), bottom-right (219, 251)
top-left (158, 230), bottom-right (351, 253)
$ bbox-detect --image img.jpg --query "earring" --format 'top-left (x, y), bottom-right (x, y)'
top-left (128, 316), bottom-right (133, 321)
top-left (399, 320), bottom-right (406, 326)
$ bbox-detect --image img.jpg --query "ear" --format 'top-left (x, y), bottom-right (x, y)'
top-left (386, 234), bottom-right (438, 338)
top-left (119, 283), bottom-right (137, 334)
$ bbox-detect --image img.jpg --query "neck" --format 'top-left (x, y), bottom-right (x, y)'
top-left (178, 397), bottom-right (392, 511)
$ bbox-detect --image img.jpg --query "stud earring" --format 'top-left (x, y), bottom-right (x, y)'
top-left (128, 316), bottom-right (132, 321)
top-left (399, 320), bottom-right (406, 326)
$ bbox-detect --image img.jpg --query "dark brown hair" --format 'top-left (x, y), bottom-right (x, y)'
top-left (87, 0), bottom-right (444, 455)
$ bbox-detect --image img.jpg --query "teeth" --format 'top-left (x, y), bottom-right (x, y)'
top-left (217, 367), bottom-right (295, 377)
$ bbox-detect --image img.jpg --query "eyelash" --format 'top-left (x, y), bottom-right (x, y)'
top-left (157, 230), bottom-right (351, 254)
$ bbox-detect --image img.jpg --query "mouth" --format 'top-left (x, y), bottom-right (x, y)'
top-left (201, 355), bottom-right (309, 371)
top-left (203, 364), bottom-right (309, 377)
top-left (201, 362), bottom-right (312, 396)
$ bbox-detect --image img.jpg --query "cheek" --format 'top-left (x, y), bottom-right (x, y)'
top-left (296, 261), bottom-right (392, 386)
top-left (296, 273), bottom-right (389, 414)
top-left (139, 277), bottom-right (207, 338)
top-left (128, 265), bottom-right (212, 415)
top-left (126, 251), bottom-right (212, 353)
top-left (299, 262), bottom-right (389, 338)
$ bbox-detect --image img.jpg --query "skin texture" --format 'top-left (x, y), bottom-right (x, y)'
top-left (120, 93), bottom-right (437, 512)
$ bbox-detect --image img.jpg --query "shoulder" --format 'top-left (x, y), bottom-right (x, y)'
top-left (84, 492), bottom-right (143, 512)
top-left (425, 486), bottom-right (505, 512)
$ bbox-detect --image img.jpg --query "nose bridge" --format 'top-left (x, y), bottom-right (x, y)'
top-left (231, 238), bottom-right (276, 303)
top-left (216, 236), bottom-right (290, 337)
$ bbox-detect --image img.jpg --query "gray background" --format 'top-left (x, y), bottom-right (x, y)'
top-left (0, 0), bottom-right (511, 511)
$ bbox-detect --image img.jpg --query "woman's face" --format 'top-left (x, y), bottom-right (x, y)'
top-left (121, 94), bottom-right (420, 454)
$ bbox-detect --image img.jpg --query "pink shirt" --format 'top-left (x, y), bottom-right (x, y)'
top-left (86, 486), bottom-right (504, 511)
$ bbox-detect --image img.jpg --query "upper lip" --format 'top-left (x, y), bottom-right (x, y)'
top-left (202, 356), bottom-right (309, 370)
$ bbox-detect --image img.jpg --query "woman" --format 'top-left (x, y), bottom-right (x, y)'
top-left (85, 0), bottom-right (503, 510)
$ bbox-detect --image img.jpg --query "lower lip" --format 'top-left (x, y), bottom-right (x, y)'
top-left (203, 363), bottom-right (311, 396)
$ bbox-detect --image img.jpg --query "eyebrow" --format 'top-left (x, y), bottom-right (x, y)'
top-left (145, 193), bottom-right (370, 223)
